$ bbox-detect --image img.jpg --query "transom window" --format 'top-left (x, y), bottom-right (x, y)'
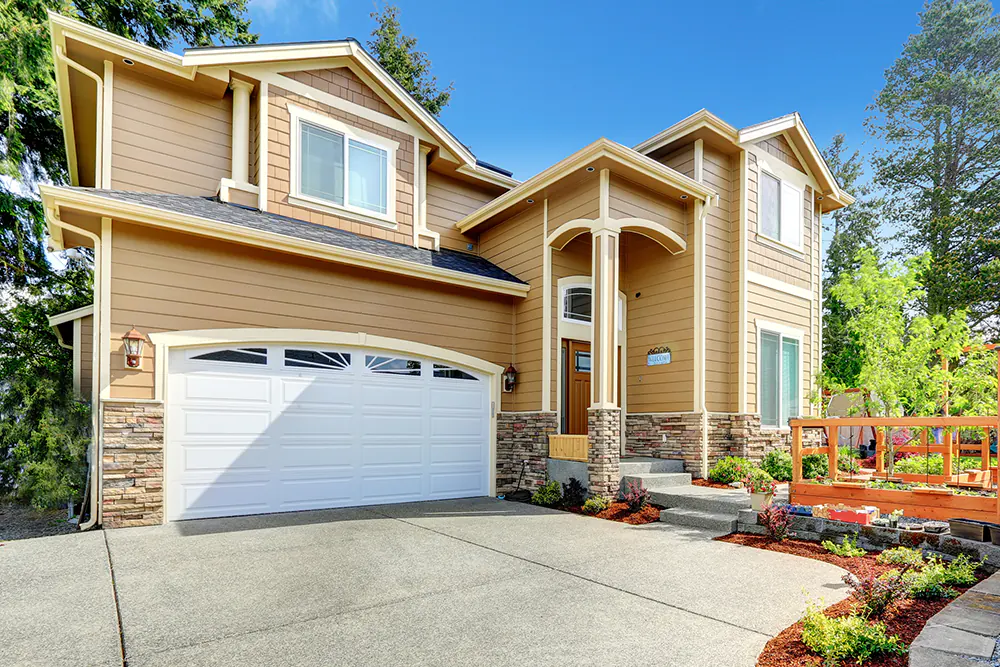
top-left (758, 327), bottom-right (800, 428)
top-left (560, 285), bottom-right (624, 330)
top-left (366, 355), bottom-right (421, 376)
top-left (433, 364), bottom-right (479, 381)
top-left (759, 170), bottom-right (803, 249)
top-left (191, 348), bottom-right (267, 365)
top-left (290, 104), bottom-right (396, 223)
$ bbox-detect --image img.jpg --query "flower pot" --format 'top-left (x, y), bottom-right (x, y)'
top-left (750, 492), bottom-right (774, 511)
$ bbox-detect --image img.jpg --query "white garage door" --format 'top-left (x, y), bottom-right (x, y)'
top-left (166, 344), bottom-right (491, 521)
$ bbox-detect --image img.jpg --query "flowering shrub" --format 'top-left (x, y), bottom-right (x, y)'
top-left (758, 503), bottom-right (792, 542)
top-left (743, 468), bottom-right (776, 494)
top-left (843, 569), bottom-right (910, 619)
top-left (620, 480), bottom-right (650, 512)
top-left (708, 456), bottom-right (754, 484)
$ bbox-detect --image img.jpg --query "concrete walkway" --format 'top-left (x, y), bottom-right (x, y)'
top-left (911, 571), bottom-right (1000, 666)
top-left (1, 498), bottom-right (849, 666)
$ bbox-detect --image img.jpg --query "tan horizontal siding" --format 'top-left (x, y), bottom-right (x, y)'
top-left (281, 68), bottom-right (403, 121)
top-left (756, 134), bottom-right (804, 173)
top-left (108, 222), bottom-right (515, 409)
top-left (267, 85), bottom-right (415, 246)
top-left (547, 174), bottom-right (600, 228)
top-left (746, 151), bottom-right (812, 289)
top-left (425, 170), bottom-right (495, 252)
top-left (702, 146), bottom-right (734, 413)
top-left (110, 69), bottom-right (231, 196)
top-left (608, 174), bottom-right (687, 239)
top-left (79, 315), bottom-right (94, 401)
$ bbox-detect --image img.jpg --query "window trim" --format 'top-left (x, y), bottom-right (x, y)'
top-left (757, 167), bottom-right (803, 253)
top-left (288, 103), bottom-right (398, 227)
top-left (755, 319), bottom-right (804, 430)
top-left (559, 283), bottom-right (625, 331)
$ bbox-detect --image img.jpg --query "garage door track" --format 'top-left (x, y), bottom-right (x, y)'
top-left (1, 498), bottom-right (849, 666)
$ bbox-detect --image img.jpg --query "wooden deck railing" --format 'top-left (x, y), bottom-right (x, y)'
top-left (548, 434), bottom-right (588, 462)
top-left (788, 416), bottom-right (1000, 522)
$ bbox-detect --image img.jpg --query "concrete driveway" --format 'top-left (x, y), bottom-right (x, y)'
top-left (2, 498), bottom-right (849, 666)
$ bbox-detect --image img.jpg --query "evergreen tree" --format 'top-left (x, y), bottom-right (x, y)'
top-left (368, 4), bottom-right (452, 116)
top-left (867, 0), bottom-right (1000, 337)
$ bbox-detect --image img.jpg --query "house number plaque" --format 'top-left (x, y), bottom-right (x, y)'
top-left (646, 346), bottom-right (672, 366)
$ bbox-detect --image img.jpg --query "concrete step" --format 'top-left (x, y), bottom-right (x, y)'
top-left (659, 507), bottom-right (738, 534)
top-left (620, 473), bottom-right (693, 493)
top-left (648, 486), bottom-right (752, 514)
top-left (619, 457), bottom-right (685, 476)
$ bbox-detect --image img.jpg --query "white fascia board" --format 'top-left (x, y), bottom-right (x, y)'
top-left (48, 304), bottom-right (95, 327)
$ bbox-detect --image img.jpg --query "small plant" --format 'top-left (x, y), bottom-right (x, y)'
top-left (877, 546), bottom-right (924, 568)
top-left (932, 554), bottom-right (983, 586)
top-left (761, 450), bottom-right (793, 481)
top-left (906, 565), bottom-right (958, 600)
top-left (707, 456), bottom-right (755, 484)
top-left (530, 480), bottom-right (562, 507)
top-left (800, 604), bottom-right (904, 666)
top-left (620, 480), bottom-right (651, 512)
top-left (838, 451), bottom-right (862, 474)
top-left (561, 478), bottom-right (587, 507)
top-left (842, 570), bottom-right (910, 619)
top-left (582, 494), bottom-right (611, 515)
top-left (822, 535), bottom-right (867, 558)
top-left (758, 503), bottom-right (793, 542)
top-left (743, 468), bottom-right (776, 494)
top-left (802, 454), bottom-right (828, 479)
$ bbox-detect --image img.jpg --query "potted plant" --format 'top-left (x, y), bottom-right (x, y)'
top-left (743, 469), bottom-right (777, 511)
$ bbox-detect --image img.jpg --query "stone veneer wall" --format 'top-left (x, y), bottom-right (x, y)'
top-left (102, 402), bottom-right (164, 528)
top-left (587, 408), bottom-right (621, 497)
top-left (496, 411), bottom-right (558, 494)
top-left (625, 412), bottom-right (821, 477)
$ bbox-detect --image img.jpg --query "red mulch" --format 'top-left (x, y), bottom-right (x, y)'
top-left (566, 502), bottom-right (662, 525)
top-left (717, 534), bottom-right (983, 666)
top-left (692, 478), bottom-right (735, 489)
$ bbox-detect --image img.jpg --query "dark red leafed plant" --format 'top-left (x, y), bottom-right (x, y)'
top-left (758, 503), bottom-right (792, 542)
top-left (620, 480), bottom-right (650, 512)
top-left (842, 568), bottom-right (911, 619)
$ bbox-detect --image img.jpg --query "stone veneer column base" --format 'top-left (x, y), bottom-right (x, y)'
top-left (625, 412), bottom-right (822, 477)
top-left (587, 408), bottom-right (621, 497)
top-left (102, 402), bottom-right (165, 528)
top-left (496, 411), bottom-right (558, 494)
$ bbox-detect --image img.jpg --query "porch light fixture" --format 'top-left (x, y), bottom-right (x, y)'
top-left (121, 326), bottom-right (147, 369)
top-left (503, 364), bottom-right (518, 393)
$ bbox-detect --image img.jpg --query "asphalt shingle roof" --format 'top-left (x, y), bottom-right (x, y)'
top-left (72, 189), bottom-right (526, 286)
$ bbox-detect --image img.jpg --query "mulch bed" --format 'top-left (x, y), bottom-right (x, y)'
top-left (717, 534), bottom-right (984, 666)
top-left (566, 502), bottom-right (662, 525)
top-left (692, 478), bottom-right (735, 490)
top-left (0, 501), bottom-right (76, 543)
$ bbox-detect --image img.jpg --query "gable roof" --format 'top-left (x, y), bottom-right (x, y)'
top-left (47, 12), bottom-right (517, 189)
top-left (41, 186), bottom-right (529, 296)
top-left (456, 138), bottom-right (717, 234)
top-left (634, 109), bottom-right (855, 211)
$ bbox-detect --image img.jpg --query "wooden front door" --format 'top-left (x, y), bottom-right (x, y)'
top-left (566, 340), bottom-right (591, 435)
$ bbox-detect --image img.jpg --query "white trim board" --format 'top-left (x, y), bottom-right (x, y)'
top-left (747, 272), bottom-right (814, 301)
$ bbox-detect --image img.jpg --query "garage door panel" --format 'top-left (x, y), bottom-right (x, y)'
top-left (180, 373), bottom-right (272, 404)
top-left (168, 344), bottom-right (490, 521)
top-left (280, 377), bottom-right (354, 406)
top-left (279, 443), bottom-right (355, 469)
top-left (183, 409), bottom-right (271, 437)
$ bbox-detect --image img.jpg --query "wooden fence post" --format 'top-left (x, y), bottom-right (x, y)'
top-left (792, 424), bottom-right (802, 485)
top-left (828, 426), bottom-right (839, 481)
top-left (982, 429), bottom-right (990, 474)
top-left (944, 428), bottom-right (954, 480)
top-left (875, 429), bottom-right (885, 475)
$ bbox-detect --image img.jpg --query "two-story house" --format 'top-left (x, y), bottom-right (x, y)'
top-left (43, 13), bottom-right (852, 528)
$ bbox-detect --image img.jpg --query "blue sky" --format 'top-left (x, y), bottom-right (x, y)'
top-left (246, 0), bottom-right (924, 180)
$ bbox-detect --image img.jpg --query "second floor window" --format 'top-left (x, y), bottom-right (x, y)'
top-left (759, 170), bottom-right (802, 250)
top-left (291, 105), bottom-right (396, 223)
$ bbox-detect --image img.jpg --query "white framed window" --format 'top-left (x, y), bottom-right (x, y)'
top-left (757, 321), bottom-right (802, 428)
top-left (288, 104), bottom-right (398, 225)
top-left (758, 169), bottom-right (802, 250)
top-left (560, 284), bottom-right (624, 331)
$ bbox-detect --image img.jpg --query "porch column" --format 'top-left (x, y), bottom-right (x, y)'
top-left (229, 79), bottom-right (254, 184)
top-left (588, 227), bottom-right (621, 497)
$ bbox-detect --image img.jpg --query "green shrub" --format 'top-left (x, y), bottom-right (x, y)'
top-left (561, 478), bottom-right (587, 507)
top-left (761, 450), bottom-right (793, 481)
top-left (803, 454), bottom-right (828, 479)
top-left (877, 547), bottom-right (924, 568)
top-left (934, 554), bottom-right (982, 586)
top-left (906, 566), bottom-right (958, 600)
top-left (894, 454), bottom-right (990, 476)
top-left (582, 495), bottom-right (611, 515)
top-left (800, 605), bottom-right (904, 666)
top-left (708, 456), bottom-right (755, 484)
top-left (838, 452), bottom-right (862, 474)
top-left (822, 535), bottom-right (867, 558)
top-left (530, 480), bottom-right (562, 507)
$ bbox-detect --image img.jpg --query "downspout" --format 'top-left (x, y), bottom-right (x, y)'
top-left (55, 47), bottom-right (102, 186)
top-left (697, 194), bottom-right (716, 478)
top-left (49, 210), bottom-right (103, 531)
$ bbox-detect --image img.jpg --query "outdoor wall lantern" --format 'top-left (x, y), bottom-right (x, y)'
top-left (122, 326), bottom-right (147, 369)
top-left (503, 364), bottom-right (518, 393)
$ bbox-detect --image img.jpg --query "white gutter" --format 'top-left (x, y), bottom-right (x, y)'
top-left (48, 210), bottom-right (102, 531)
top-left (54, 46), bottom-right (102, 187)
